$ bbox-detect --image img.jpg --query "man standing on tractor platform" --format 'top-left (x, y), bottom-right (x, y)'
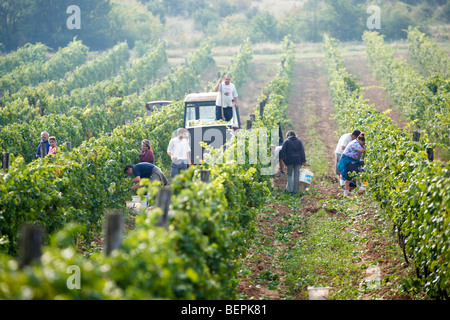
top-left (214, 74), bottom-right (238, 122)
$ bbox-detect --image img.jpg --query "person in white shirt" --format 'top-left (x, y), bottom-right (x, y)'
top-left (335, 130), bottom-right (360, 177)
top-left (270, 144), bottom-right (285, 177)
top-left (214, 74), bottom-right (238, 122)
top-left (167, 128), bottom-right (191, 178)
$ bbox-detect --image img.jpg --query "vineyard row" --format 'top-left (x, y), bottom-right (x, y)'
top-left (0, 36), bottom-right (295, 299)
top-left (324, 34), bottom-right (449, 300)
top-left (363, 30), bottom-right (449, 161)
top-left (0, 41), bottom-right (212, 164)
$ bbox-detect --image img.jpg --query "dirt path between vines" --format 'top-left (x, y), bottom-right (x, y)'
top-left (238, 55), bottom-right (342, 300)
top-left (238, 48), bottom-right (414, 300)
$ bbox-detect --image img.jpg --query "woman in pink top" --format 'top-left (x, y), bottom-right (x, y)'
top-left (49, 136), bottom-right (58, 155)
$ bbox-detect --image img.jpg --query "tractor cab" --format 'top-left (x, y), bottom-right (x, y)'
top-left (183, 92), bottom-right (241, 164)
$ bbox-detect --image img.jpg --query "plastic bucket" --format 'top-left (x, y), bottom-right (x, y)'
top-left (299, 168), bottom-right (313, 184)
top-left (308, 286), bottom-right (332, 300)
top-left (130, 195), bottom-right (147, 210)
top-left (126, 201), bottom-right (140, 210)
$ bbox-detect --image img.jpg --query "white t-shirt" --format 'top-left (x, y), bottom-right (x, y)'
top-left (167, 137), bottom-right (191, 163)
top-left (271, 146), bottom-right (282, 174)
top-left (273, 146), bottom-right (282, 159)
top-left (216, 82), bottom-right (238, 107)
top-left (335, 133), bottom-right (353, 155)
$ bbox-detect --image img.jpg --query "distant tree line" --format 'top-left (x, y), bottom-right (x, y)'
top-left (1, 0), bottom-right (448, 53)
top-left (148, 0), bottom-right (450, 45)
top-left (225, 0), bottom-right (450, 45)
top-left (0, 0), bottom-right (163, 52)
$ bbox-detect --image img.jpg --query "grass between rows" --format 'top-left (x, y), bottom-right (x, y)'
top-left (238, 70), bottom-right (419, 299)
top-left (239, 162), bottom-right (420, 299)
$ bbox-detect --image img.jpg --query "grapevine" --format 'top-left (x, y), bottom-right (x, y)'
top-left (363, 31), bottom-right (449, 160)
top-left (0, 38), bottom-right (298, 299)
top-left (324, 34), bottom-right (450, 299)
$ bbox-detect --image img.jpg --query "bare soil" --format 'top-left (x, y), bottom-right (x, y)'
top-left (237, 49), bottom-right (416, 300)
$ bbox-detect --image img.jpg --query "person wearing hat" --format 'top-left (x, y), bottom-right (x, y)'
top-left (139, 139), bottom-right (154, 164)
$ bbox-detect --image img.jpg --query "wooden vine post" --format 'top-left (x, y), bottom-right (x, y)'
top-left (156, 188), bottom-right (172, 230)
top-left (39, 143), bottom-right (47, 158)
top-left (2, 152), bottom-right (10, 172)
top-left (426, 148), bottom-right (434, 162)
top-left (259, 100), bottom-right (266, 118)
top-left (259, 96), bottom-right (269, 119)
top-left (103, 210), bottom-right (124, 256)
top-left (200, 170), bottom-right (210, 183)
top-left (412, 131), bottom-right (434, 161)
top-left (19, 224), bottom-right (43, 268)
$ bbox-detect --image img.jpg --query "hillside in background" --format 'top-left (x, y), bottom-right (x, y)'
top-left (1, 0), bottom-right (449, 53)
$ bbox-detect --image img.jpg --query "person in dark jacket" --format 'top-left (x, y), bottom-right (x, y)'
top-left (124, 162), bottom-right (168, 190)
top-left (35, 131), bottom-right (50, 159)
top-left (279, 130), bottom-right (307, 193)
